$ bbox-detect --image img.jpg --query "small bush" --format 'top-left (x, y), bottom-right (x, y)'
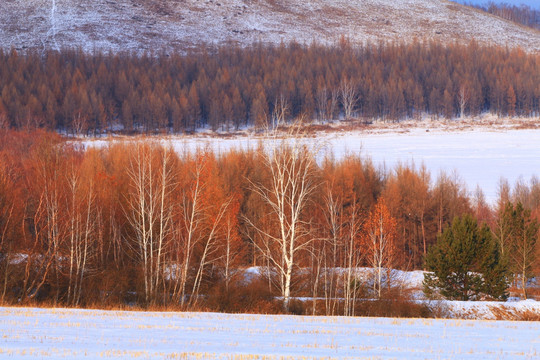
top-left (205, 277), bottom-right (281, 314)
top-left (355, 299), bottom-right (431, 318)
top-left (287, 299), bottom-right (306, 315)
top-left (355, 287), bottom-right (432, 318)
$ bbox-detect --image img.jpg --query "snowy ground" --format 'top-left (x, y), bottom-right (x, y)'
top-left (0, 307), bottom-right (538, 359)
top-left (84, 117), bottom-right (540, 203)
top-left (1, 0), bottom-right (539, 54)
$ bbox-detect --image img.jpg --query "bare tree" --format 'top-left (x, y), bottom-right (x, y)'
top-left (321, 184), bottom-right (366, 316)
top-left (308, 242), bottom-right (323, 315)
top-left (189, 196), bottom-right (231, 308)
top-left (218, 199), bottom-right (242, 292)
top-left (20, 194), bottom-right (55, 302)
top-left (170, 156), bottom-right (205, 308)
top-left (321, 187), bottom-right (342, 315)
top-left (65, 165), bottom-right (97, 306)
top-left (246, 123), bottom-right (320, 311)
top-left (329, 88), bottom-right (340, 122)
top-left (125, 142), bottom-right (176, 305)
top-left (339, 79), bottom-right (359, 120)
top-left (458, 85), bottom-right (470, 119)
top-left (508, 203), bottom-right (538, 300)
top-left (272, 94), bottom-right (289, 129)
top-left (315, 87), bottom-right (328, 123)
top-left (71, 112), bottom-right (88, 136)
top-left (343, 197), bottom-right (364, 316)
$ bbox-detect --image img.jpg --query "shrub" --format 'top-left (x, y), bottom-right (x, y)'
top-left (205, 277), bottom-right (281, 314)
top-left (355, 287), bottom-right (432, 318)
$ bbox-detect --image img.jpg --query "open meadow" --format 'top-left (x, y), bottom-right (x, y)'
top-left (0, 307), bottom-right (539, 359)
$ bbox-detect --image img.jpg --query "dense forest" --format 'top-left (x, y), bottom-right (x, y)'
top-left (0, 129), bottom-right (537, 314)
top-left (466, 2), bottom-right (540, 30)
top-left (0, 40), bottom-right (539, 134)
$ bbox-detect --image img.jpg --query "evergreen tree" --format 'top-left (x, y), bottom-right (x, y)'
top-left (423, 215), bottom-right (508, 300)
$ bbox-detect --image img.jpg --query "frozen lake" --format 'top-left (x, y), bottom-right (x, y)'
top-left (85, 125), bottom-right (540, 203)
top-left (326, 127), bottom-right (540, 202)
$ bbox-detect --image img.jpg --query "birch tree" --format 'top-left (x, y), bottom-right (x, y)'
top-left (125, 142), bottom-right (176, 305)
top-left (64, 157), bottom-right (100, 307)
top-left (272, 94), bottom-right (289, 129)
top-left (321, 187), bottom-right (365, 316)
top-left (321, 188), bottom-right (342, 315)
top-left (315, 86), bottom-right (328, 123)
top-left (246, 123), bottom-right (320, 311)
top-left (169, 155), bottom-right (205, 307)
top-left (339, 79), bottom-right (359, 120)
top-left (458, 84), bottom-right (470, 119)
top-left (342, 197), bottom-right (364, 316)
top-left (363, 198), bottom-right (397, 299)
top-left (189, 156), bottom-right (233, 307)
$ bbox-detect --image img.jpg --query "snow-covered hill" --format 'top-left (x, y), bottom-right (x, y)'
top-left (2, 0), bottom-right (540, 53)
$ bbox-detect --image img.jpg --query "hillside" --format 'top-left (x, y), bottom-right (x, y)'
top-left (1, 0), bottom-right (540, 53)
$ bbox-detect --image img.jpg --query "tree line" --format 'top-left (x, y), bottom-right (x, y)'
top-left (0, 40), bottom-right (539, 134)
top-left (465, 2), bottom-right (540, 30)
top-left (0, 129), bottom-right (537, 313)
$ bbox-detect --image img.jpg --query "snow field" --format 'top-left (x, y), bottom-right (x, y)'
top-left (0, 307), bottom-right (539, 359)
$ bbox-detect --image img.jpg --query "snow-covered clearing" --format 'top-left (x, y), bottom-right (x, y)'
top-left (84, 119), bottom-right (540, 203)
top-left (0, 307), bottom-right (538, 359)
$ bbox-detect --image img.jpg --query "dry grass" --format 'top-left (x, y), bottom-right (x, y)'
top-left (489, 305), bottom-right (540, 321)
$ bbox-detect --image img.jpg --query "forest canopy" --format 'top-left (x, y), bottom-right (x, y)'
top-left (0, 40), bottom-right (538, 134)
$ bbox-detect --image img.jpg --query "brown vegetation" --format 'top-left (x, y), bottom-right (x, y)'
top-left (0, 128), bottom-right (538, 315)
top-left (0, 41), bottom-right (539, 134)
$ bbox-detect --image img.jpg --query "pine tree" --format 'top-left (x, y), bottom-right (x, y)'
top-left (423, 215), bottom-right (508, 300)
